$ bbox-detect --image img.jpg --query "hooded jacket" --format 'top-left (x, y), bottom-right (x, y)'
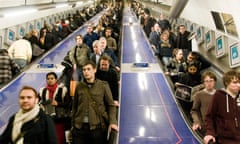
top-left (205, 89), bottom-right (240, 141)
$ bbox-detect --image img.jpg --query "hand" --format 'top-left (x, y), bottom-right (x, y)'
top-left (73, 64), bottom-right (77, 70)
top-left (204, 135), bottom-right (215, 144)
top-left (192, 124), bottom-right (201, 131)
top-left (165, 71), bottom-right (170, 75)
top-left (114, 101), bottom-right (120, 107)
top-left (110, 124), bottom-right (119, 132)
top-left (51, 100), bottom-right (58, 106)
top-left (115, 66), bottom-right (120, 72)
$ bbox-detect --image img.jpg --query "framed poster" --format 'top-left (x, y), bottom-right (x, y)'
top-left (35, 20), bottom-right (41, 31)
top-left (196, 26), bottom-right (204, 44)
top-left (229, 42), bottom-right (240, 68)
top-left (18, 26), bottom-right (26, 38)
top-left (190, 23), bottom-right (195, 32)
top-left (5, 29), bottom-right (15, 45)
top-left (216, 35), bottom-right (226, 58)
top-left (27, 22), bottom-right (34, 32)
top-left (205, 30), bottom-right (215, 51)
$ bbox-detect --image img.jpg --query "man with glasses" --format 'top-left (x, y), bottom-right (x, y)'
top-left (191, 71), bottom-right (217, 137)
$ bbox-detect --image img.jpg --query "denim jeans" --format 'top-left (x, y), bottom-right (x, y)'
top-left (14, 59), bottom-right (27, 69)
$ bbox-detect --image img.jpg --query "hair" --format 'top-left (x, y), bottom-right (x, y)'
top-left (92, 40), bottom-right (99, 47)
top-left (201, 71), bottom-right (217, 83)
top-left (19, 86), bottom-right (38, 98)
top-left (99, 55), bottom-right (112, 63)
top-left (46, 72), bottom-right (58, 79)
top-left (172, 48), bottom-right (182, 58)
top-left (75, 34), bottom-right (83, 40)
top-left (222, 70), bottom-right (240, 87)
top-left (188, 51), bottom-right (199, 61)
top-left (105, 27), bottom-right (112, 32)
top-left (83, 60), bottom-right (97, 69)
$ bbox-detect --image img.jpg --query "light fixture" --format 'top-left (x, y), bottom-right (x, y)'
top-left (55, 4), bottom-right (69, 8)
top-left (3, 8), bottom-right (37, 17)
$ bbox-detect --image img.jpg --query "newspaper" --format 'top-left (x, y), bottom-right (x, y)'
top-left (175, 83), bottom-right (204, 102)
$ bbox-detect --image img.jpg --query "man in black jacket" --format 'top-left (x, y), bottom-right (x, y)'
top-left (0, 86), bottom-right (57, 144)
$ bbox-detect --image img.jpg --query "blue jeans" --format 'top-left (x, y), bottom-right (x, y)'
top-left (14, 59), bottom-right (27, 69)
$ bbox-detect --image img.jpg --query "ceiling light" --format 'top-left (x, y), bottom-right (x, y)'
top-left (3, 8), bottom-right (37, 17)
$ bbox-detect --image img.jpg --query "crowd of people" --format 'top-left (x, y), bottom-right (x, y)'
top-left (0, 1), bottom-right (123, 144)
top-left (1, 0), bottom-right (240, 143)
top-left (132, 1), bottom-right (240, 144)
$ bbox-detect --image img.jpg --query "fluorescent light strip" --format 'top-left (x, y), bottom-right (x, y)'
top-left (4, 9), bottom-right (37, 17)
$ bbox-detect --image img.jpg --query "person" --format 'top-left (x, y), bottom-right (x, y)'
top-left (149, 23), bottom-right (161, 55)
top-left (90, 40), bottom-right (102, 65)
top-left (39, 72), bottom-right (69, 144)
top-left (179, 51), bottom-right (202, 73)
top-left (143, 8), bottom-right (156, 37)
top-left (104, 27), bottom-right (117, 55)
top-left (157, 13), bottom-right (171, 32)
top-left (204, 70), bottom-right (240, 144)
top-left (39, 27), bottom-right (57, 51)
top-left (178, 61), bottom-right (202, 87)
top-left (176, 25), bottom-right (192, 58)
top-left (71, 61), bottom-right (118, 144)
top-left (83, 24), bottom-right (100, 52)
top-left (8, 37), bottom-right (32, 69)
top-left (69, 34), bottom-right (91, 81)
top-left (99, 37), bottom-right (120, 71)
top-left (165, 48), bottom-right (184, 83)
top-left (191, 71), bottom-right (217, 137)
top-left (0, 86), bottom-right (57, 144)
top-left (158, 31), bottom-right (174, 66)
top-left (0, 49), bottom-right (20, 84)
top-left (96, 55), bottom-right (119, 107)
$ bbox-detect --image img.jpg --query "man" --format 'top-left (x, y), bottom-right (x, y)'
top-left (69, 35), bottom-right (91, 80)
top-left (176, 25), bottom-right (192, 58)
top-left (191, 71), bottom-right (217, 136)
top-left (149, 23), bottom-right (161, 55)
top-left (96, 55), bottom-right (119, 107)
top-left (99, 37), bottom-right (120, 71)
top-left (104, 27), bottom-right (117, 54)
top-left (0, 86), bottom-right (57, 144)
top-left (157, 13), bottom-right (171, 32)
top-left (204, 70), bottom-right (240, 144)
top-left (71, 61), bottom-right (118, 144)
top-left (83, 24), bottom-right (99, 52)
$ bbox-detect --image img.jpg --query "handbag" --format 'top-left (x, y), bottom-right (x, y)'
top-left (70, 69), bottom-right (78, 97)
top-left (70, 80), bottom-right (77, 97)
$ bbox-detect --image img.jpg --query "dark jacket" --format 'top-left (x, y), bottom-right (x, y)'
top-left (205, 89), bottom-right (240, 142)
top-left (0, 110), bottom-right (57, 144)
top-left (176, 31), bottom-right (192, 51)
top-left (96, 68), bottom-right (119, 101)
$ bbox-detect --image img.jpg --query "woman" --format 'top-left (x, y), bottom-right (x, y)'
top-left (39, 72), bottom-right (70, 144)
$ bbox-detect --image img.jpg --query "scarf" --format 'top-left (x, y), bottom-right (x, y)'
top-left (12, 105), bottom-right (40, 144)
top-left (46, 83), bottom-right (58, 100)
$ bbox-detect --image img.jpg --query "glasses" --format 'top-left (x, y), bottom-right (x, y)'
top-left (204, 79), bottom-right (215, 83)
